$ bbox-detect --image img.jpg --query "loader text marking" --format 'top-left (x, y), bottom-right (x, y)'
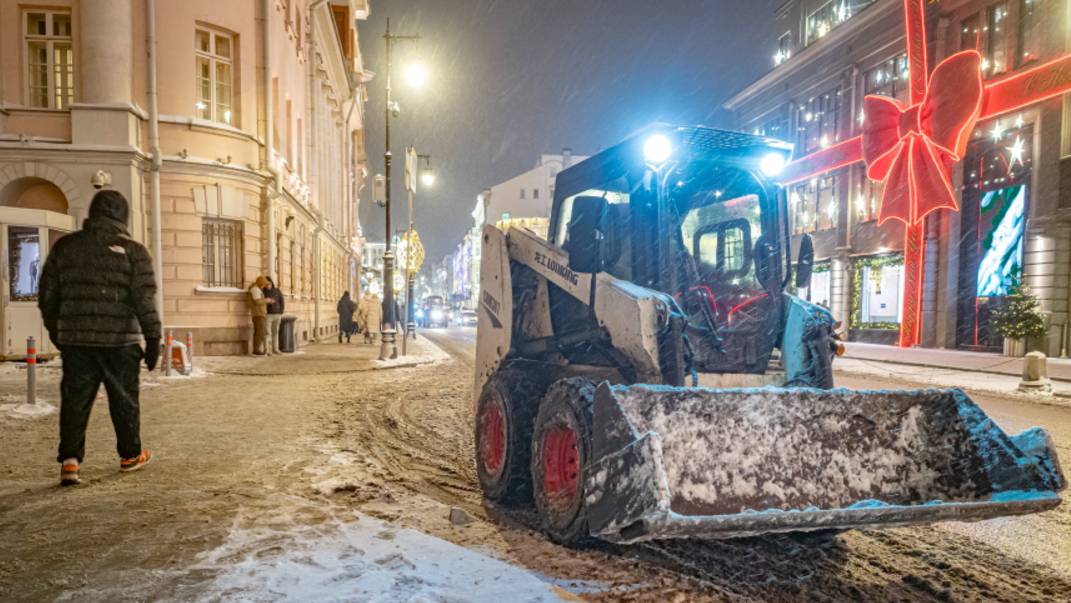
top-left (481, 290), bottom-right (503, 329)
top-left (533, 251), bottom-right (579, 286)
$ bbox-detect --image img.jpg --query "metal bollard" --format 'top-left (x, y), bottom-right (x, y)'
top-left (26, 336), bottom-right (36, 405)
top-left (186, 331), bottom-right (194, 371)
top-left (165, 330), bottom-right (174, 376)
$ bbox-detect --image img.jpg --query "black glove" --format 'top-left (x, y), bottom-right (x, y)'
top-left (144, 338), bottom-right (161, 372)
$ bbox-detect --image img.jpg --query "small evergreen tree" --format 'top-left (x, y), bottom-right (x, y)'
top-left (991, 280), bottom-right (1046, 340)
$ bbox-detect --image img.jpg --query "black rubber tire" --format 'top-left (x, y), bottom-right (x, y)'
top-left (530, 378), bottom-right (597, 547)
top-left (474, 364), bottom-right (553, 505)
top-left (809, 332), bottom-right (835, 390)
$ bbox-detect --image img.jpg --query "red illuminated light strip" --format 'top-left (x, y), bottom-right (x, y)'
top-left (779, 53), bottom-right (1071, 186)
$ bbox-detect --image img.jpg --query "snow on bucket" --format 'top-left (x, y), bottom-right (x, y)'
top-left (583, 383), bottom-right (1064, 542)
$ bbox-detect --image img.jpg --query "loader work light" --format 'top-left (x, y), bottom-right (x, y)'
top-left (759, 152), bottom-right (787, 177)
top-left (643, 134), bottom-right (673, 164)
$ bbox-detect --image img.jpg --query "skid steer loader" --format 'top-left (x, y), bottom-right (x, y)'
top-left (473, 126), bottom-right (1064, 545)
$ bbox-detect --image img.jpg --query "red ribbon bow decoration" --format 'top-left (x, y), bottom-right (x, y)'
top-left (862, 50), bottom-right (984, 225)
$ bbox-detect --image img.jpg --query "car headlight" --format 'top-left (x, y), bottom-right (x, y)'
top-left (430, 309), bottom-right (444, 321)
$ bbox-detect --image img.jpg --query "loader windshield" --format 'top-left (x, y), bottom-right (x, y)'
top-left (668, 165), bottom-right (778, 372)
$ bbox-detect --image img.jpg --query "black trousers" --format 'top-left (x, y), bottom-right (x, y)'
top-left (57, 345), bottom-right (143, 463)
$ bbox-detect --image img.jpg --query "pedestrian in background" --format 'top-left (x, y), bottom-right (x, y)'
top-left (263, 277), bottom-right (285, 355)
top-left (337, 291), bottom-right (358, 343)
top-left (248, 276), bottom-right (273, 355)
top-left (359, 291), bottom-right (382, 344)
top-left (38, 190), bottom-right (161, 486)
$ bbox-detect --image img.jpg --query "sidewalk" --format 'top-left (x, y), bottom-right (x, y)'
top-left (195, 335), bottom-right (448, 376)
top-left (837, 342), bottom-right (1071, 403)
top-left (845, 342), bottom-right (1071, 382)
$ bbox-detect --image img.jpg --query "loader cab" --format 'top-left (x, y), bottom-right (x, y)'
top-left (549, 126), bottom-right (794, 374)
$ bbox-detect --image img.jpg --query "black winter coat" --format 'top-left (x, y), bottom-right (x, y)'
top-left (265, 287), bottom-right (285, 314)
top-left (38, 216), bottom-right (162, 346)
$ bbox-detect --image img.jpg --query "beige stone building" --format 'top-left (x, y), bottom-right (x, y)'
top-left (0, 0), bottom-right (372, 356)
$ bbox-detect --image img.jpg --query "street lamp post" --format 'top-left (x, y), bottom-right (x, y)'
top-left (404, 153), bottom-right (432, 345)
top-left (379, 19), bottom-right (420, 361)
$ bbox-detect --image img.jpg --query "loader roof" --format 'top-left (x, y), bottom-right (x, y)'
top-left (553, 125), bottom-right (793, 201)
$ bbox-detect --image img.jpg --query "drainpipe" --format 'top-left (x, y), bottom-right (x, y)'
top-left (263, 0), bottom-right (279, 282)
top-left (146, 0), bottom-right (164, 326)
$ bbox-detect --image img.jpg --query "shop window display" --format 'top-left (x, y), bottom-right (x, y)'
top-left (851, 254), bottom-right (904, 331)
top-left (956, 122), bottom-right (1033, 350)
top-left (8, 226), bottom-right (41, 302)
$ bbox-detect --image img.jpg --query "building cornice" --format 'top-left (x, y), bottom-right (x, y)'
top-left (311, 3), bottom-right (353, 102)
top-left (724, 0), bottom-right (900, 111)
top-left (158, 114), bottom-right (264, 145)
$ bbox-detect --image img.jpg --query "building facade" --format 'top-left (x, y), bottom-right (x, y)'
top-left (0, 0), bottom-right (371, 356)
top-left (479, 151), bottom-right (586, 238)
top-left (442, 152), bottom-right (588, 309)
top-left (725, 0), bottom-right (1071, 355)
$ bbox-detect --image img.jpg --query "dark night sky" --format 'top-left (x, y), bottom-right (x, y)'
top-left (358, 0), bottom-right (783, 265)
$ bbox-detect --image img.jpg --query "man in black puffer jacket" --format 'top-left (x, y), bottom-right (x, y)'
top-left (39, 190), bottom-right (162, 486)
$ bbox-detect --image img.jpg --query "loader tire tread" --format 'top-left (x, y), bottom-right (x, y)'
top-left (531, 377), bottom-right (599, 548)
top-left (475, 362), bottom-right (556, 506)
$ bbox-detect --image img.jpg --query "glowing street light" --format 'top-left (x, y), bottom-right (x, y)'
top-left (405, 63), bottom-right (429, 88)
top-left (420, 170), bottom-right (436, 188)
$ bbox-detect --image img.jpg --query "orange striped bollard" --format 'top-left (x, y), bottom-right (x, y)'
top-left (165, 330), bottom-right (174, 376)
top-left (26, 336), bottom-right (36, 405)
top-left (186, 331), bottom-right (194, 371)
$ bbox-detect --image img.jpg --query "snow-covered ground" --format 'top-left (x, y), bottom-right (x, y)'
top-left (189, 508), bottom-right (569, 603)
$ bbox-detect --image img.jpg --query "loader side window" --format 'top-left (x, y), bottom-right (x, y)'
top-left (555, 185), bottom-right (632, 280)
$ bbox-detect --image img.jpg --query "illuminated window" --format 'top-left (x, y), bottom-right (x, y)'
top-left (798, 90), bottom-right (841, 155)
top-left (963, 4), bottom-right (1009, 76)
top-left (24, 10), bottom-right (73, 109)
top-left (804, 1), bottom-right (876, 47)
top-left (775, 32), bottom-right (792, 65)
top-left (1017, 0), bottom-right (1040, 67)
top-left (791, 175), bottom-right (837, 234)
top-left (863, 54), bottom-right (909, 106)
top-left (195, 27), bottom-right (236, 125)
top-left (855, 165), bottom-right (881, 222)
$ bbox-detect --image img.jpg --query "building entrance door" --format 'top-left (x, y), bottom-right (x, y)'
top-left (0, 207), bottom-right (76, 359)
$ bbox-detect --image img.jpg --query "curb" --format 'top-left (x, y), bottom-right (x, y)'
top-left (842, 354), bottom-right (1071, 385)
top-left (834, 362), bottom-right (1071, 409)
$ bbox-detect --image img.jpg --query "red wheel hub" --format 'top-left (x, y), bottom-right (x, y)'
top-left (541, 426), bottom-right (580, 510)
top-left (479, 397), bottom-right (507, 478)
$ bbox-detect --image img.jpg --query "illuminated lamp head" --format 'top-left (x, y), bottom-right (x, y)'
top-left (643, 134), bottom-right (673, 165)
top-left (759, 152), bottom-right (787, 177)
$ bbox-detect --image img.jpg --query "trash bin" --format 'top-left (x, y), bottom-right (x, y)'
top-left (279, 315), bottom-right (298, 353)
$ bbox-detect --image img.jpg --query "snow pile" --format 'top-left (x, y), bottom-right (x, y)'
top-left (192, 511), bottom-right (568, 602)
top-left (152, 366), bottom-right (209, 380)
top-left (0, 395), bottom-right (56, 419)
top-left (372, 341), bottom-right (450, 369)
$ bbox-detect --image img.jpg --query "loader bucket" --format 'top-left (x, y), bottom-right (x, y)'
top-left (583, 383), bottom-right (1064, 543)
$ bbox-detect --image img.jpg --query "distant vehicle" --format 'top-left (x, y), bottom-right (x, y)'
top-left (425, 302), bottom-right (449, 328)
top-left (455, 310), bottom-right (477, 327)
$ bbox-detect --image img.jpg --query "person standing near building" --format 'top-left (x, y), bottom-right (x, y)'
top-left (248, 276), bottom-right (272, 355)
top-left (38, 190), bottom-right (161, 486)
top-left (263, 277), bottom-right (285, 355)
top-left (358, 291), bottom-right (382, 345)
